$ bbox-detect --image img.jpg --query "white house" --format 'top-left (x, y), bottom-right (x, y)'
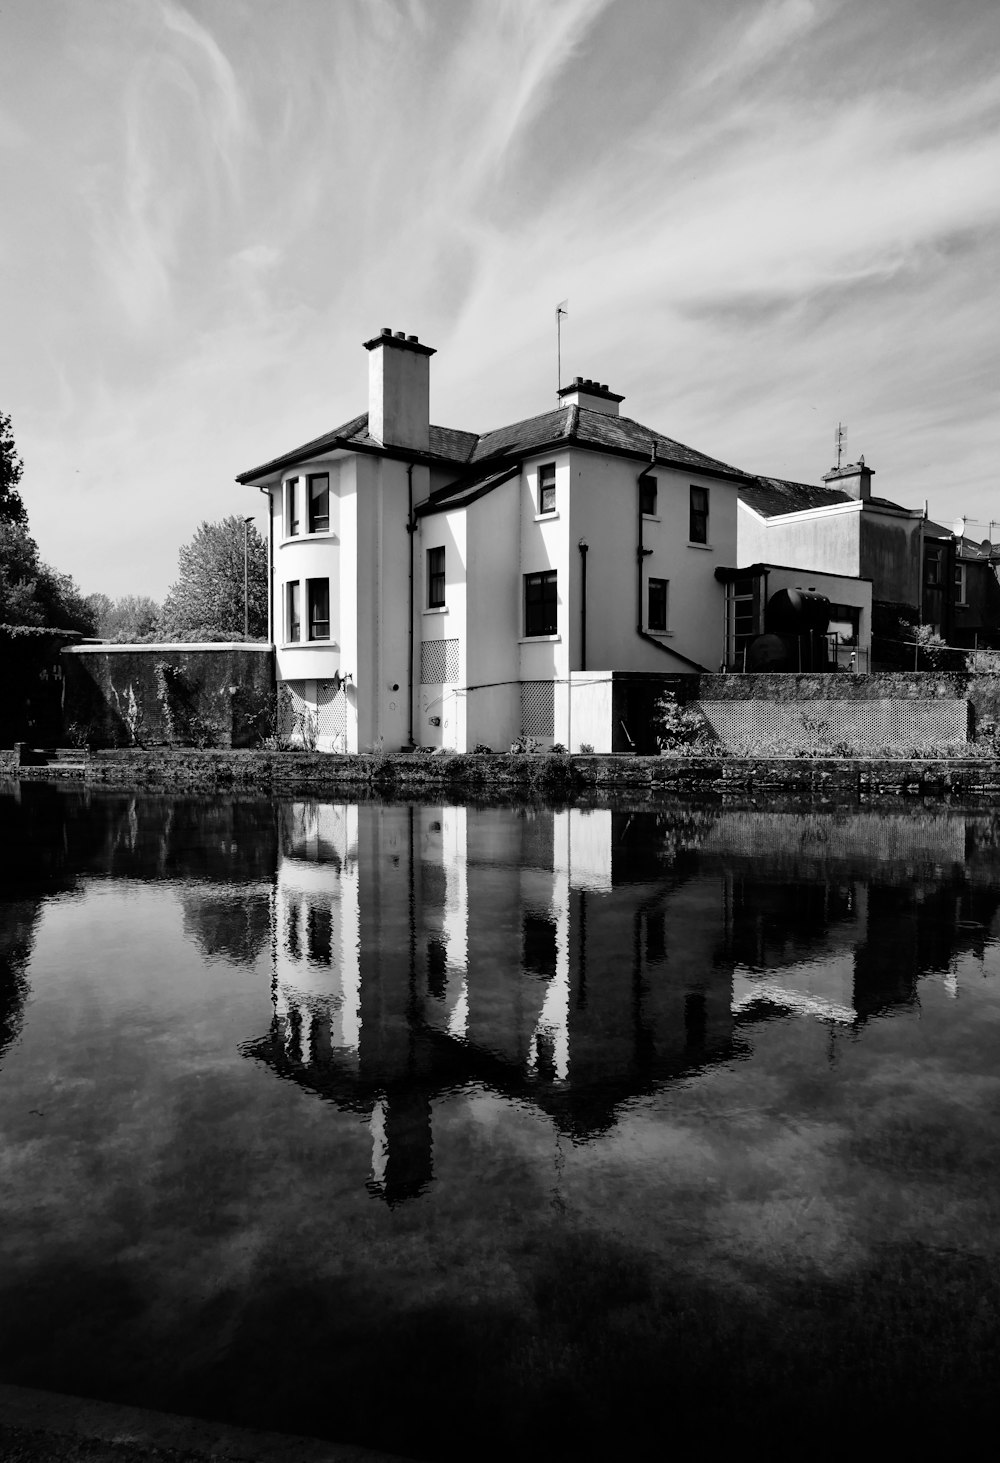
top-left (239, 328), bottom-right (869, 751)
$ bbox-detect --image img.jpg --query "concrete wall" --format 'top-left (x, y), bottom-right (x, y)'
top-left (860, 509), bottom-right (921, 608)
top-left (738, 500), bottom-right (862, 577)
top-left (62, 643), bottom-right (275, 748)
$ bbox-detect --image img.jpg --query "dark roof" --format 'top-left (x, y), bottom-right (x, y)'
top-left (416, 463), bottom-right (522, 517)
top-left (236, 413), bottom-right (479, 483)
top-left (740, 475), bottom-right (911, 518)
top-left (237, 404), bottom-right (749, 486)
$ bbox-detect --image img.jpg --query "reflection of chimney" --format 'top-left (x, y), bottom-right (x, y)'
top-left (368, 1088), bottom-right (433, 1206)
top-left (364, 328), bottom-right (435, 450)
top-left (823, 459), bottom-right (873, 500)
top-left (557, 376), bottom-right (624, 418)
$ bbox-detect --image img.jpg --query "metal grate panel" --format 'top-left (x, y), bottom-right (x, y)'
top-left (695, 698), bottom-right (967, 754)
top-left (521, 681), bottom-right (555, 737)
top-left (278, 680), bottom-right (310, 736)
top-left (420, 638), bottom-right (460, 683)
top-left (317, 681), bottom-right (348, 740)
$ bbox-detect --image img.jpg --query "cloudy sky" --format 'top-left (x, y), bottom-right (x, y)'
top-left (2, 0), bottom-right (998, 600)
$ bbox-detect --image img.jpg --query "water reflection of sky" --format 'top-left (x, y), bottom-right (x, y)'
top-left (2, 784), bottom-right (1000, 1456)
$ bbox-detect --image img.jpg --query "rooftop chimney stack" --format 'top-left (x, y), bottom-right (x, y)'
top-left (822, 459), bottom-right (873, 500)
top-left (557, 376), bottom-right (624, 417)
top-left (364, 327), bottom-right (435, 450)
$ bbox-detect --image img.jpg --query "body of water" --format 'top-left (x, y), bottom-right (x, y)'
top-left (2, 781), bottom-right (1000, 1456)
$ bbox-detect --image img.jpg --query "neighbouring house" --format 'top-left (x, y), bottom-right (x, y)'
top-left (237, 328), bottom-right (759, 753)
top-left (949, 534), bottom-right (1000, 651)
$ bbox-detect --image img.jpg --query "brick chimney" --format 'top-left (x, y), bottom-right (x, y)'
top-left (557, 376), bottom-right (624, 417)
top-left (364, 328), bottom-right (435, 450)
top-left (823, 459), bottom-right (873, 500)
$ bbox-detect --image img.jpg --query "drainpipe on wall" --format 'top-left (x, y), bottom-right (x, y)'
top-left (406, 463), bottom-right (416, 749)
top-left (579, 539), bottom-right (589, 671)
top-left (258, 484), bottom-right (273, 644)
top-left (635, 447), bottom-right (709, 672)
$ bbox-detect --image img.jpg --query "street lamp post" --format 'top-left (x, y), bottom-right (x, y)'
top-left (243, 515), bottom-right (254, 637)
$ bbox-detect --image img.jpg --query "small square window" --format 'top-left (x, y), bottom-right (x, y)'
top-left (307, 578), bottom-right (330, 640)
top-left (525, 570), bottom-right (557, 636)
top-left (307, 474), bottom-right (329, 534)
top-left (689, 485), bottom-right (709, 544)
top-left (287, 478), bottom-right (300, 537)
top-left (648, 577), bottom-right (668, 632)
top-left (640, 476), bottom-right (658, 516)
top-left (427, 546), bottom-right (446, 608)
top-left (538, 463), bottom-right (556, 514)
top-left (286, 581), bottom-right (301, 642)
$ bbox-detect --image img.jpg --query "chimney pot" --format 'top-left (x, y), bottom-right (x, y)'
top-left (381, 327), bottom-right (391, 336)
top-left (395, 331), bottom-right (406, 339)
top-left (407, 334), bottom-right (418, 343)
top-left (574, 376), bottom-right (583, 385)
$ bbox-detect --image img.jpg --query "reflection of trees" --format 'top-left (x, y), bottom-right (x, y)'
top-left (0, 900), bottom-right (37, 1067)
top-left (181, 891), bottom-right (272, 968)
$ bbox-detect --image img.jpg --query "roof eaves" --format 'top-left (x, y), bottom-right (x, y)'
top-left (416, 462), bottom-right (522, 517)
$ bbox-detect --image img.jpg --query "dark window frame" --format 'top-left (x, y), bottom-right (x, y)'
top-left (307, 577), bottom-right (330, 641)
top-left (648, 577), bottom-right (668, 631)
top-left (427, 546), bottom-right (446, 609)
top-left (689, 485), bottom-right (709, 544)
top-left (287, 477), bottom-right (300, 537)
top-left (524, 570), bottom-right (558, 637)
top-left (307, 473), bottom-right (330, 534)
top-left (538, 462), bottom-right (557, 515)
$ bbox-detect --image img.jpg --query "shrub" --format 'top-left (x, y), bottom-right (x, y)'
top-left (653, 698), bottom-right (715, 754)
top-left (549, 743), bottom-right (567, 755)
top-left (509, 735), bottom-right (540, 754)
top-left (579, 742), bottom-right (594, 754)
top-left (472, 743), bottom-right (493, 754)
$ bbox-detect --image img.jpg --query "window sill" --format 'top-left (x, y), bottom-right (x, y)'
top-left (519, 634), bottom-right (561, 644)
top-left (642, 513), bottom-right (660, 523)
top-left (645, 629), bottom-right (674, 638)
top-left (423, 606), bottom-right (448, 616)
top-left (687, 541), bottom-right (713, 551)
top-left (280, 640), bottom-right (338, 650)
top-left (534, 511), bottom-right (560, 523)
top-left (280, 532), bottom-right (338, 545)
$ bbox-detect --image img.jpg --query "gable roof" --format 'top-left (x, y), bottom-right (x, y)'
top-left (236, 404), bottom-right (750, 487)
top-left (740, 474), bottom-right (912, 519)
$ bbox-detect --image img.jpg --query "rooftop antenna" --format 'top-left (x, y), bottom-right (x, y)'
top-left (835, 421), bottom-right (847, 470)
top-left (556, 299), bottom-right (568, 398)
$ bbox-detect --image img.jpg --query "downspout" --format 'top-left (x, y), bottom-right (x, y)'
top-left (578, 539), bottom-right (589, 671)
top-left (259, 484), bottom-right (273, 643)
top-left (406, 463), bottom-right (416, 749)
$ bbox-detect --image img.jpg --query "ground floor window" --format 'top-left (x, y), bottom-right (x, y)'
top-left (648, 577), bottom-right (668, 631)
top-left (285, 581), bottom-right (301, 642)
top-left (524, 570), bottom-right (557, 636)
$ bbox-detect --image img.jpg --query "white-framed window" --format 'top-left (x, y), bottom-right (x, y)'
top-left (308, 578), bottom-right (330, 640)
top-left (286, 477), bottom-right (300, 537)
top-left (538, 463), bottom-right (556, 514)
top-left (689, 485), bottom-right (709, 544)
top-left (525, 570), bottom-right (557, 636)
top-left (955, 563), bottom-right (968, 605)
top-left (427, 546), bottom-right (446, 608)
top-left (648, 577), bottom-right (668, 631)
top-left (307, 474), bottom-right (329, 534)
top-left (285, 581), bottom-right (301, 642)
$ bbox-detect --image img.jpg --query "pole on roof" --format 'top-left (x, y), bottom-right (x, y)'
top-left (556, 300), bottom-right (568, 397)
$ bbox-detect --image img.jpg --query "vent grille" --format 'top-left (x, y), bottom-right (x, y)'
top-left (421, 638), bottom-right (459, 683)
top-left (521, 681), bottom-right (555, 737)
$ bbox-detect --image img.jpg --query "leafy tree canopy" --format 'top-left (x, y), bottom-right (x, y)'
top-left (0, 410), bottom-right (27, 527)
top-left (160, 515), bottom-right (267, 642)
top-left (85, 592), bottom-right (161, 642)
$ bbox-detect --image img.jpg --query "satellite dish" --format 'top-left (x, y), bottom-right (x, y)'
top-left (951, 517), bottom-right (967, 537)
top-left (982, 539), bottom-right (993, 553)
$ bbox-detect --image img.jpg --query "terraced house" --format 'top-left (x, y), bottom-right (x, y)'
top-left (237, 328), bottom-right (823, 752)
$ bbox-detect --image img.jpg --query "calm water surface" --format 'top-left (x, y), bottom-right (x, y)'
top-left (2, 781), bottom-right (1000, 1456)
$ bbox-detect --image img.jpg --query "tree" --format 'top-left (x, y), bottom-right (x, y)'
top-left (160, 515), bottom-right (267, 641)
top-left (0, 410), bottom-right (27, 527)
top-left (85, 592), bottom-right (161, 642)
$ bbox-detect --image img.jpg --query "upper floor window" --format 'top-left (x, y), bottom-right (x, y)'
top-left (689, 485), bottom-right (709, 544)
top-left (525, 570), bottom-right (557, 636)
top-left (640, 476), bottom-right (658, 517)
top-left (286, 477), bottom-right (300, 537)
top-left (307, 474), bottom-right (329, 534)
top-left (427, 546), bottom-right (446, 608)
top-left (286, 580), bottom-right (301, 642)
top-left (955, 563), bottom-right (968, 605)
top-left (648, 577), bottom-right (668, 632)
top-left (538, 463), bottom-right (556, 515)
top-left (925, 546), bottom-right (943, 585)
top-left (308, 578), bottom-right (330, 640)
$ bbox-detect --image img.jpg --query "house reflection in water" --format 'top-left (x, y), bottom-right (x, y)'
top-left (241, 801), bottom-right (736, 1203)
top-left (241, 801), bottom-right (1000, 1204)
